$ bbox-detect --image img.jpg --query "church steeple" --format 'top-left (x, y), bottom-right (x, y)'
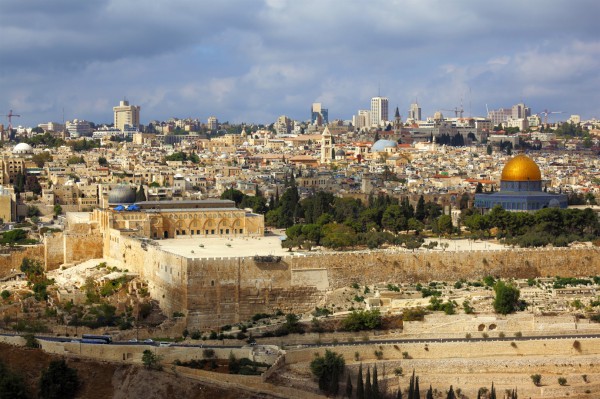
top-left (320, 126), bottom-right (333, 164)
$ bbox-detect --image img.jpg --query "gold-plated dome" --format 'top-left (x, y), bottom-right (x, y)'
top-left (501, 154), bottom-right (541, 181)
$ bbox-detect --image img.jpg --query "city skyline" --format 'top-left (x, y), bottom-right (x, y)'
top-left (1, 0), bottom-right (599, 127)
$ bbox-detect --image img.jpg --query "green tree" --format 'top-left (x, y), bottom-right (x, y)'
top-left (39, 359), bottom-right (79, 399)
top-left (309, 350), bottom-right (345, 395)
top-left (53, 204), bottom-right (63, 217)
top-left (487, 144), bottom-right (492, 155)
top-left (372, 364), bottom-right (380, 399)
top-left (341, 309), bottom-right (382, 331)
top-left (437, 214), bottom-right (453, 235)
top-left (135, 184), bottom-right (147, 202)
top-left (493, 280), bottom-right (522, 315)
top-left (530, 374), bottom-right (541, 386)
top-left (142, 349), bottom-right (163, 370)
top-left (346, 373), bottom-right (353, 398)
top-left (98, 156), bottom-right (108, 166)
top-left (0, 360), bottom-right (28, 399)
top-left (357, 363), bottom-right (365, 399)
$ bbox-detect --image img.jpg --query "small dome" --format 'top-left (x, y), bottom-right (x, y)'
top-left (174, 173), bottom-right (184, 179)
top-left (335, 149), bottom-right (346, 156)
top-left (501, 154), bottom-right (542, 181)
top-left (108, 185), bottom-right (136, 204)
top-left (372, 139), bottom-right (397, 152)
top-left (13, 143), bottom-right (33, 154)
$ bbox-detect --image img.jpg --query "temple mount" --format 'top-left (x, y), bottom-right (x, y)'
top-left (474, 154), bottom-right (568, 212)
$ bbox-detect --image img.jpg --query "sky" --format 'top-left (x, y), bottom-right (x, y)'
top-left (1, 0), bottom-right (599, 128)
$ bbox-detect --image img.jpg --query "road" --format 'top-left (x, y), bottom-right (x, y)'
top-left (3, 331), bottom-right (600, 349)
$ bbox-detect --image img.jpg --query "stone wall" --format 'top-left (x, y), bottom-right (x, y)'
top-left (63, 224), bottom-right (103, 265)
top-left (102, 239), bottom-right (600, 330)
top-left (288, 247), bottom-right (600, 288)
top-left (44, 232), bottom-right (64, 271)
top-left (0, 245), bottom-right (45, 277)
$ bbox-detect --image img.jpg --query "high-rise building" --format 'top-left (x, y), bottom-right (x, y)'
top-left (207, 116), bottom-right (218, 131)
top-left (113, 100), bottom-right (141, 132)
top-left (408, 102), bottom-right (422, 121)
top-left (311, 103), bottom-right (328, 126)
top-left (370, 97), bottom-right (389, 126)
top-left (487, 108), bottom-right (512, 126)
top-left (511, 103), bottom-right (531, 119)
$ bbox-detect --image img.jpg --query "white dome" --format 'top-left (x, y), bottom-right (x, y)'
top-left (372, 139), bottom-right (397, 152)
top-left (13, 143), bottom-right (33, 154)
top-left (174, 173), bottom-right (184, 179)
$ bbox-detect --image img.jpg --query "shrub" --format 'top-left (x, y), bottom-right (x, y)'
top-left (310, 350), bottom-right (345, 395)
top-left (341, 309), bottom-right (382, 331)
top-left (558, 377), bottom-right (567, 386)
top-left (394, 367), bottom-right (403, 376)
top-left (142, 350), bottom-right (162, 371)
top-left (531, 374), bottom-right (542, 386)
top-left (1, 290), bottom-right (10, 300)
top-left (374, 350), bottom-right (383, 360)
top-left (202, 349), bottom-right (215, 358)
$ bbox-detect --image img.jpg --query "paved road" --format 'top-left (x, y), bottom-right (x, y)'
top-left (4, 331), bottom-right (600, 349)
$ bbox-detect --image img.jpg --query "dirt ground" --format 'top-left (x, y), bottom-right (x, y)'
top-left (0, 343), bottom-right (268, 399)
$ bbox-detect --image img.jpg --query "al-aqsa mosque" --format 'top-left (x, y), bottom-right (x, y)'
top-left (475, 154), bottom-right (568, 211)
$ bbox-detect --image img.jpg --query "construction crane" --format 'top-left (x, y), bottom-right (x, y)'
top-left (441, 106), bottom-right (465, 118)
top-left (4, 109), bottom-right (21, 131)
top-left (538, 109), bottom-right (563, 125)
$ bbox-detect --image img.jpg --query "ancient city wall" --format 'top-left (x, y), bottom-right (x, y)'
top-left (288, 247), bottom-right (600, 288)
top-left (44, 232), bottom-right (64, 271)
top-left (0, 245), bottom-right (45, 277)
top-left (103, 242), bottom-right (600, 330)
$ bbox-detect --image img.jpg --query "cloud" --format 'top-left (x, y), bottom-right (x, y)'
top-left (1, 0), bottom-right (599, 126)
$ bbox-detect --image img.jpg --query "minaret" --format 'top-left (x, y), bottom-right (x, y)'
top-left (320, 126), bottom-right (333, 164)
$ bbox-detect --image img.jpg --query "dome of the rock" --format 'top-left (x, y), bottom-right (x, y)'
top-left (501, 154), bottom-right (542, 182)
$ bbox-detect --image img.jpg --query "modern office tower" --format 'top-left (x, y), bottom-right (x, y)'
top-left (487, 108), bottom-right (512, 126)
top-left (408, 102), bottom-right (422, 121)
top-left (311, 103), bottom-right (328, 125)
top-left (370, 97), bottom-right (389, 126)
top-left (207, 116), bottom-right (218, 131)
top-left (511, 103), bottom-right (531, 119)
top-left (113, 100), bottom-right (141, 132)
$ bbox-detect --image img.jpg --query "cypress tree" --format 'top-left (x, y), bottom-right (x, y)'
top-left (446, 385), bottom-right (456, 399)
top-left (396, 385), bottom-right (403, 399)
top-left (365, 366), bottom-right (372, 399)
top-left (372, 364), bottom-right (380, 399)
top-left (330, 365), bottom-right (340, 396)
top-left (426, 385), bottom-right (433, 399)
top-left (414, 376), bottom-right (420, 399)
top-left (408, 370), bottom-right (415, 399)
top-left (357, 364), bottom-right (365, 399)
top-left (490, 382), bottom-right (496, 399)
top-left (346, 373), bottom-right (353, 398)
top-left (415, 195), bottom-right (425, 221)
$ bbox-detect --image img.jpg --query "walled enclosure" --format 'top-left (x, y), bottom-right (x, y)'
top-left (107, 231), bottom-right (600, 331)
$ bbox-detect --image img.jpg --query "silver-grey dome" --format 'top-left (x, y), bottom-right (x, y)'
top-left (108, 186), bottom-right (136, 204)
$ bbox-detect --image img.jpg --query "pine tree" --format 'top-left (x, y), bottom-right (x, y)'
top-left (365, 366), bottom-right (372, 399)
top-left (372, 364), bottom-right (380, 399)
top-left (346, 373), bottom-right (353, 398)
top-left (357, 364), bottom-right (365, 399)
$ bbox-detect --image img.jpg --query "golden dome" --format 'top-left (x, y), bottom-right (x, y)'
top-left (501, 154), bottom-right (542, 181)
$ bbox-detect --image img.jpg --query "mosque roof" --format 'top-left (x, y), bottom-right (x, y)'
top-left (501, 154), bottom-right (542, 182)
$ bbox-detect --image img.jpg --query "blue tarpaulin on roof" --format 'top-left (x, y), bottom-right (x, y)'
top-left (114, 205), bottom-right (125, 211)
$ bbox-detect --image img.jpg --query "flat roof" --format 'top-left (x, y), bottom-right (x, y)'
top-left (155, 235), bottom-right (289, 259)
top-left (138, 199), bottom-right (235, 206)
